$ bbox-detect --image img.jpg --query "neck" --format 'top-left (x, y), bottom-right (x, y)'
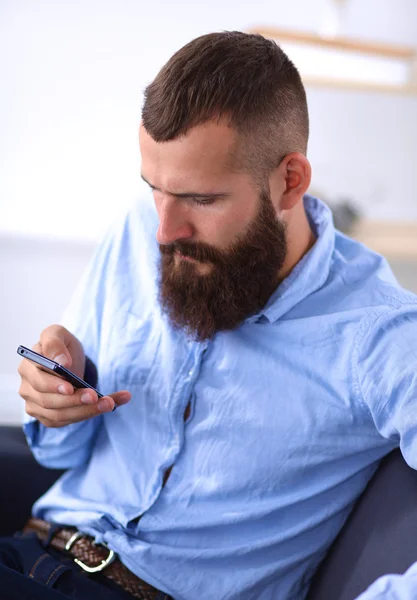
top-left (278, 202), bottom-right (316, 281)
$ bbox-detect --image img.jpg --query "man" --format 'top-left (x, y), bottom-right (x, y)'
top-left (11, 31), bottom-right (417, 600)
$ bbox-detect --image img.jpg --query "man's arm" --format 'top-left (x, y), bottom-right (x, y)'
top-left (352, 301), bottom-right (417, 599)
top-left (355, 301), bottom-right (417, 467)
top-left (19, 228), bottom-right (131, 470)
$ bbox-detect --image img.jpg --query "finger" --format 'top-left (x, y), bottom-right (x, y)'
top-left (25, 402), bottom-right (99, 428)
top-left (18, 353), bottom-right (36, 381)
top-left (22, 384), bottom-right (131, 426)
top-left (20, 359), bottom-right (75, 396)
top-left (31, 340), bottom-right (71, 372)
top-left (25, 394), bottom-right (117, 426)
top-left (109, 390), bottom-right (131, 406)
top-left (20, 384), bottom-right (99, 411)
top-left (19, 366), bottom-right (131, 411)
top-left (24, 385), bottom-right (131, 413)
top-left (38, 327), bottom-right (74, 367)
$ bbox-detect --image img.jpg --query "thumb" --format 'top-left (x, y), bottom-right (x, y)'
top-left (109, 390), bottom-right (131, 406)
top-left (39, 326), bottom-right (74, 368)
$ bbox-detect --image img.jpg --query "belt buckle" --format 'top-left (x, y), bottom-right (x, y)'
top-left (65, 531), bottom-right (116, 573)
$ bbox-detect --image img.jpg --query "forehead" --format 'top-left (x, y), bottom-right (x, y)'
top-left (139, 121), bottom-right (242, 189)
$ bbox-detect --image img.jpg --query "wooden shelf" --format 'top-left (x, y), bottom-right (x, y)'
top-left (301, 76), bottom-right (417, 95)
top-left (248, 27), bottom-right (416, 59)
top-left (349, 220), bottom-right (417, 259)
top-left (248, 26), bottom-right (417, 95)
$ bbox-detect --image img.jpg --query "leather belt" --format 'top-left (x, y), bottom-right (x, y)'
top-left (23, 518), bottom-right (161, 600)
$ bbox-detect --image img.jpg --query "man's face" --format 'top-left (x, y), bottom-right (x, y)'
top-left (139, 121), bottom-right (287, 340)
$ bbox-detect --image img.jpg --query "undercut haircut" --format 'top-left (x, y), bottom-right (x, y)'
top-left (142, 31), bottom-right (309, 183)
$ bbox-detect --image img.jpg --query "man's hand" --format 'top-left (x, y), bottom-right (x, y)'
top-left (18, 325), bottom-right (131, 428)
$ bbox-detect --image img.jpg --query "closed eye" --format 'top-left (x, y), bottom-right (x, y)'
top-left (141, 174), bottom-right (227, 206)
top-left (191, 196), bottom-right (216, 206)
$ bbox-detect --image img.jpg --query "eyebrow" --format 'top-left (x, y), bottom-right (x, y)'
top-left (140, 174), bottom-right (229, 200)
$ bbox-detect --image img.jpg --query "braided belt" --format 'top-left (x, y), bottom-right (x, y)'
top-left (23, 518), bottom-right (161, 600)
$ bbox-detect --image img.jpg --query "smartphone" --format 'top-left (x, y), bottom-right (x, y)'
top-left (17, 345), bottom-right (104, 398)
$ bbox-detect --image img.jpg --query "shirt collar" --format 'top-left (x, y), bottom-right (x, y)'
top-left (251, 195), bottom-right (335, 324)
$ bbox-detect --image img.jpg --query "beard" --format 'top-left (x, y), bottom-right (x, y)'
top-left (158, 189), bottom-right (287, 341)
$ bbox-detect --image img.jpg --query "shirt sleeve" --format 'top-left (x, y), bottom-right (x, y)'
top-left (355, 302), bottom-right (417, 468)
top-left (356, 562), bottom-right (417, 600)
top-left (23, 229), bottom-right (116, 469)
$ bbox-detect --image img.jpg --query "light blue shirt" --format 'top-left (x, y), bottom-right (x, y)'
top-left (24, 195), bottom-right (417, 600)
top-left (357, 562), bottom-right (417, 599)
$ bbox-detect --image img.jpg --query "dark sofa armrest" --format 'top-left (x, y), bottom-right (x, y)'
top-left (0, 426), bottom-right (64, 536)
top-left (308, 450), bottom-right (417, 600)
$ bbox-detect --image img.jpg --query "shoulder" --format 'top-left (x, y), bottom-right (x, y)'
top-left (330, 231), bottom-right (417, 352)
top-left (351, 285), bottom-right (417, 415)
top-left (322, 227), bottom-right (416, 316)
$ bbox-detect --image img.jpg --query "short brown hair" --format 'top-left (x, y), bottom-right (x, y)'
top-left (142, 31), bottom-right (309, 181)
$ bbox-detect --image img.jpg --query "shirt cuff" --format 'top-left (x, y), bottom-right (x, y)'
top-left (23, 415), bottom-right (44, 449)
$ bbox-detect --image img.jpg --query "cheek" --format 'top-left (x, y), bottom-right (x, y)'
top-left (196, 206), bottom-right (256, 249)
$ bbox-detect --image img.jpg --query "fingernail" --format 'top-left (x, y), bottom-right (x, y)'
top-left (97, 398), bottom-right (112, 412)
top-left (54, 354), bottom-right (68, 367)
top-left (58, 385), bottom-right (69, 395)
top-left (81, 392), bottom-right (95, 404)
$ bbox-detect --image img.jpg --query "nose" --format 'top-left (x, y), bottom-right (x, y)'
top-left (156, 195), bottom-right (194, 246)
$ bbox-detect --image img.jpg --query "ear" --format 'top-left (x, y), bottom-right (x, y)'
top-left (269, 152), bottom-right (311, 213)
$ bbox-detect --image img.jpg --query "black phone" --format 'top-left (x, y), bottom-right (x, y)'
top-left (17, 345), bottom-right (104, 398)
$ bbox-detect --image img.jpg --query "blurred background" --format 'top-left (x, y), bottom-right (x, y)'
top-left (1, 0), bottom-right (417, 424)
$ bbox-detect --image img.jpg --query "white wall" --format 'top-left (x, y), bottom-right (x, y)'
top-left (1, 235), bottom-right (96, 423)
top-left (2, 0), bottom-right (417, 423)
top-left (1, 0), bottom-right (417, 242)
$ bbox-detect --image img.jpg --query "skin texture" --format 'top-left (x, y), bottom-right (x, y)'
top-left (139, 120), bottom-right (315, 284)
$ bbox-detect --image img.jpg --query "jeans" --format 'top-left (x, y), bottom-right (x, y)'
top-left (0, 531), bottom-right (171, 600)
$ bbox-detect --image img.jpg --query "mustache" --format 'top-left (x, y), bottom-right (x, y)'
top-left (159, 241), bottom-right (225, 266)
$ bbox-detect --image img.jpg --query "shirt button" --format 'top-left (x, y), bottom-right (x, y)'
top-left (188, 369), bottom-right (193, 377)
